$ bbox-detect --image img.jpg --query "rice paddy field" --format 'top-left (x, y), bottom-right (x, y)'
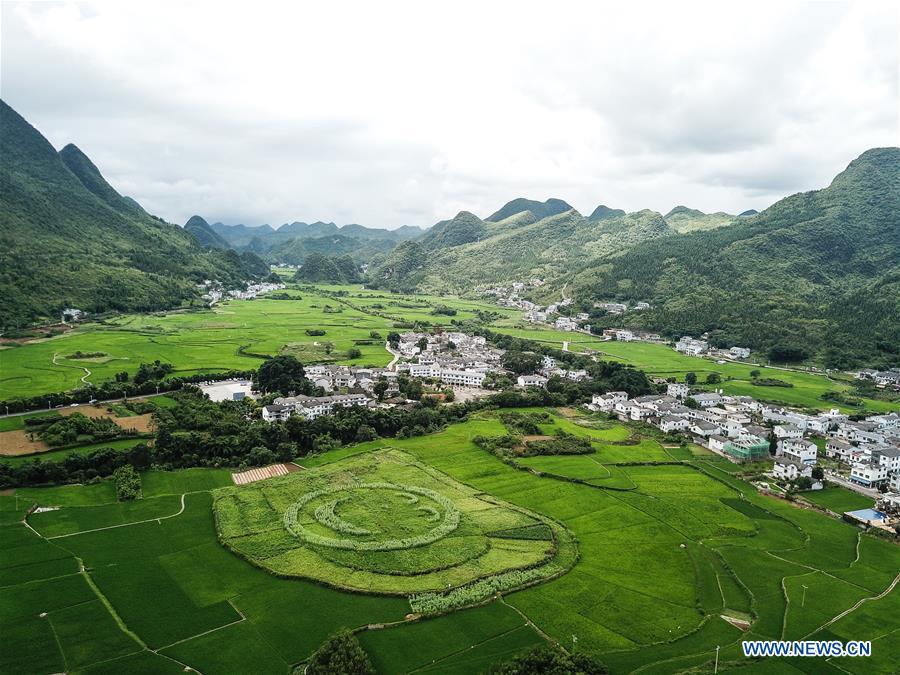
top-left (4, 408), bottom-right (898, 674)
top-left (0, 286), bottom-right (519, 401)
top-left (3, 283), bottom-right (894, 416)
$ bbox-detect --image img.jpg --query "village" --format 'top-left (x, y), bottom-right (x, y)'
top-left (587, 384), bottom-right (900, 528)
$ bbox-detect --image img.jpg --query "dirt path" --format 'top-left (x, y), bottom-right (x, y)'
top-left (803, 570), bottom-right (900, 638)
top-left (52, 352), bottom-right (92, 385)
top-left (45, 493), bottom-right (188, 540)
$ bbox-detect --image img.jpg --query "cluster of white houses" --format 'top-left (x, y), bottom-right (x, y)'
top-left (588, 385), bottom-right (900, 495)
top-left (199, 280), bottom-right (286, 305)
top-left (393, 331), bottom-right (505, 389)
top-left (675, 336), bottom-right (750, 360)
top-left (260, 331), bottom-right (509, 423)
top-left (856, 368), bottom-right (900, 391)
top-left (262, 393), bottom-right (372, 422)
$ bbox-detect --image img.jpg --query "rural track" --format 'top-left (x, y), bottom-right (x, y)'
top-left (52, 352), bottom-right (92, 385)
top-left (44, 493), bottom-right (190, 539)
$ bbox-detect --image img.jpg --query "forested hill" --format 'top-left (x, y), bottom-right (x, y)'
top-left (0, 100), bottom-right (266, 328)
top-left (580, 148), bottom-right (900, 368)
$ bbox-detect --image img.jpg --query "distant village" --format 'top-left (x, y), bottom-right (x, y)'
top-left (198, 280), bottom-right (286, 305)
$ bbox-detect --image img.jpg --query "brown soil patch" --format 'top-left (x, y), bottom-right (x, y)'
top-left (522, 435), bottom-right (554, 442)
top-left (0, 430), bottom-right (50, 457)
top-left (557, 407), bottom-right (580, 418)
top-left (60, 405), bottom-right (113, 419)
top-left (59, 404), bottom-right (153, 432)
top-left (114, 414), bottom-right (154, 434)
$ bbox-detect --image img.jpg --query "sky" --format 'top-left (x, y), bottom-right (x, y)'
top-left (2, 1), bottom-right (898, 230)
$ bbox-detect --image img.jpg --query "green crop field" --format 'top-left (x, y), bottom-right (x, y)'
top-left (3, 409), bottom-right (899, 673)
top-left (2, 283), bottom-right (893, 416)
top-left (0, 286), bottom-right (519, 401)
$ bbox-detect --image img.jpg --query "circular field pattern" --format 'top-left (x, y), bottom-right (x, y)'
top-left (214, 449), bottom-right (577, 604)
top-left (283, 482), bottom-right (460, 551)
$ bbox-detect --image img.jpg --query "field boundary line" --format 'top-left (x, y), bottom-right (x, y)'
top-left (497, 597), bottom-right (564, 650)
top-left (44, 611), bottom-right (69, 673)
top-left (803, 569), bottom-right (900, 639)
top-left (44, 493), bottom-right (191, 539)
top-left (76, 555), bottom-right (148, 649)
top-left (406, 623), bottom-right (535, 674)
top-left (156, 614), bottom-right (246, 651)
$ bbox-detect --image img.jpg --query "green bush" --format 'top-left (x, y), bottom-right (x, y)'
top-left (113, 464), bottom-right (142, 501)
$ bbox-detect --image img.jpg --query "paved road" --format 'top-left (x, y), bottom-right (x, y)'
top-left (824, 471), bottom-right (879, 499)
top-left (0, 390), bottom-right (172, 419)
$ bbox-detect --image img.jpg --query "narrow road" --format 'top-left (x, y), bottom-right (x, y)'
top-left (385, 342), bottom-right (401, 371)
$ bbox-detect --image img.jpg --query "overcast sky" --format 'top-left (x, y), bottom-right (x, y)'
top-left (2, 1), bottom-right (898, 229)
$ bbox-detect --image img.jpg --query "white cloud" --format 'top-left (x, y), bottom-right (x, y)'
top-left (2, 0), bottom-right (897, 227)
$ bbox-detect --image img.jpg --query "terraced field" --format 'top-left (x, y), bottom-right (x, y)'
top-left (4, 409), bottom-right (898, 673)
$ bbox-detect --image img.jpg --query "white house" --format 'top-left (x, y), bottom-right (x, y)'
top-left (825, 438), bottom-right (853, 461)
top-left (692, 393), bottom-right (723, 408)
top-left (614, 329), bottom-right (635, 342)
top-left (729, 346), bottom-right (751, 359)
top-left (773, 424), bottom-right (803, 440)
top-left (659, 416), bottom-right (690, 433)
top-left (779, 438), bottom-right (818, 465)
top-left (261, 403), bottom-right (292, 422)
top-left (691, 420), bottom-right (721, 438)
top-left (773, 458), bottom-right (812, 481)
top-left (675, 337), bottom-right (708, 356)
top-left (517, 375), bottom-right (548, 389)
top-left (441, 369), bottom-right (486, 387)
top-left (849, 461), bottom-right (889, 487)
top-left (667, 383), bottom-right (689, 399)
top-left (708, 435), bottom-right (729, 452)
top-left (590, 391), bottom-right (628, 411)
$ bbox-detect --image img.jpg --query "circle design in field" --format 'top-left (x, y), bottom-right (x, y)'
top-left (283, 482), bottom-right (460, 551)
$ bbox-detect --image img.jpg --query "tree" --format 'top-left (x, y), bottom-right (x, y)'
top-left (796, 476), bottom-right (813, 490)
top-left (254, 355), bottom-right (311, 395)
top-left (369, 330), bottom-right (382, 339)
top-left (502, 351), bottom-right (543, 375)
top-left (750, 369), bottom-right (761, 378)
top-left (355, 425), bottom-right (377, 442)
top-left (768, 344), bottom-right (809, 363)
top-left (443, 388), bottom-right (455, 402)
top-left (683, 397), bottom-right (699, 409)
top-left (685, 372), bottom-right (697, 385)
top-left (347, 347), bottom-right (362, 359)
top-left (706, 372), bottom-right (721, 384)
top-left (417, 336), bottom-right (429, 351)
top-left (306, 630), bottom-right (375, 675)
top-left (247, 446), bottom-right (276, 466)
top-left (490, 645), bottom-right (608, 674)
top-left (404, 379), bottom-right (423, 400)
top-left (811, 466), bottom-right (824, 480)
top-left (387, 332), bottom-right (401, 347)
top-left (373, 379), bottom-right (389, 401)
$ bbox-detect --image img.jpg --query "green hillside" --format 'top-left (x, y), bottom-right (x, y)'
top-left (184, 215), bottom-right (230, 249)
top-left (369, 208), bottom-right (674, 293)
top-left (663, 206), bottom-right (737, 233)
top-left (0, 100), bottom-right (264, 328)
top-left (419, 211), bottom-right (488, 250)
top-left (588, 204), bottom-right (626, 221)
top-left (485, 197), bottom-right (574, 222)
top-left (581, 148), bottom-right (900, 367)
top-left (211, 219), bottom-right (421, 265)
